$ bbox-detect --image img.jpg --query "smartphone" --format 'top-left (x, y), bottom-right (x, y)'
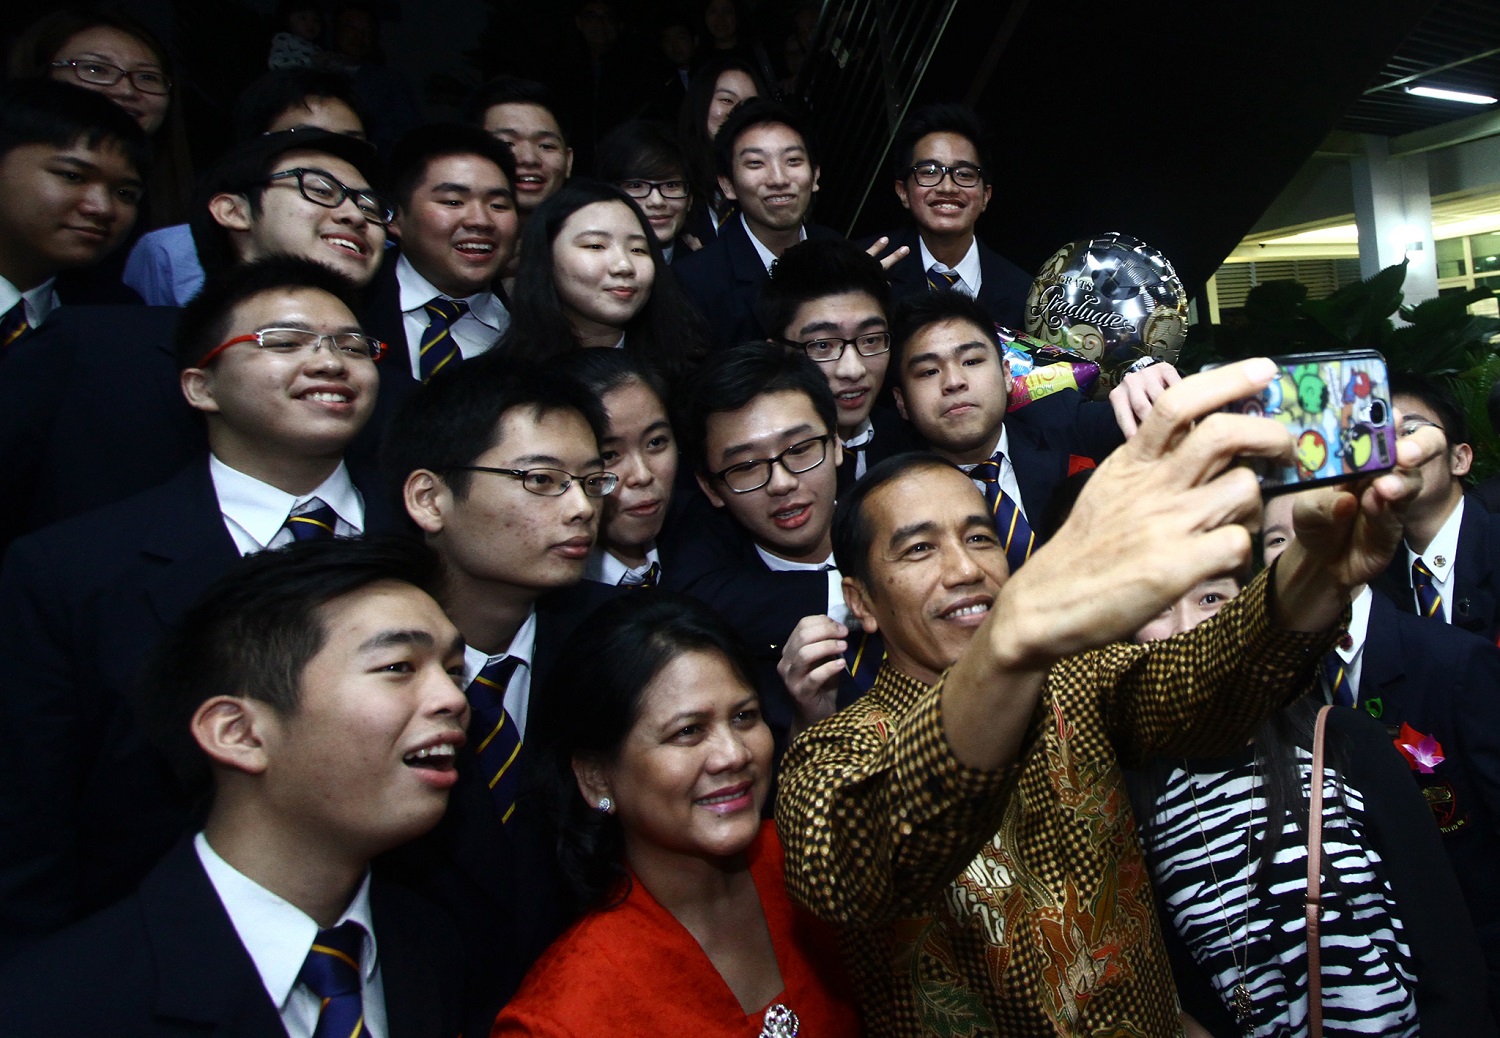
top-left (1218, 349), bottom-right (1397, 495)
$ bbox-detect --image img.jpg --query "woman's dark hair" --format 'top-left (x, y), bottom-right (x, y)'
top-left (595, 119), bottom-right (688, 188)
top-left (538, 592), bottom-right (759, 915)
top-left (10, 8), bottom-right (194, 226)
top-left (676, 53), bottom-right (768, 220)
top-left (501, 178), bottom-right (708, 388)
top-left (555, 346), bottom-right (671, 407)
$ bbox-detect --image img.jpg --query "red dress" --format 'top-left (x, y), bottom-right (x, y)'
top-left (493, 822), bottom-right (862, 1037)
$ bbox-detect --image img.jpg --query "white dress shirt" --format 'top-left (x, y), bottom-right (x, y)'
top-left (396, 255), bottom-right (509, 381)
top-left (959, 426), bottom-right (1027, 517)
top-left (195, 833), bottom-right (387, 1038)
top-left (0, 273), bottom-right (59, 330)
top-left (1407, 497), bottom-right (1464, 623)
top-left (755, 546), bottom-right (849, 625)
top-left (209, 456), bottom-right (365, 556)
top-left (462, 609), bottom-right (538, 739)
top-left (1329, 585), bottom-right (1373, 700)
top-left (918, 236), bottom-right (982, 298)
top-left (585, 544), bottom-right (661, 587)
top-left (742, 213), bottom-right (807, 273)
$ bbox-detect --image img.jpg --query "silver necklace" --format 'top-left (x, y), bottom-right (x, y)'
top-left (1183, 759), bottom-right (1257, 1028)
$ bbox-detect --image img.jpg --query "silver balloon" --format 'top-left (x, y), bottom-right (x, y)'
top-left (1024, 232), bottom-right (1188, 377)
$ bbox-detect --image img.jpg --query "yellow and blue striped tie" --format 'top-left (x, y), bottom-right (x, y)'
top-left (0, 301), bottom-right (30, 354)
top-left (283, 500), bottom-right (338, 542)
top-left (418, 298), bottom-right (468, 383)
top-left (1412, 558), bottom-right (1444, 620)
top-left (970, 454), bottom-right (1035, 573)
top-left (299, 921), bottom-right (365, 1038)
top-left (927, 266), bottom-right (961, 293)
top-left (468, 656), bottom-right (524, 824)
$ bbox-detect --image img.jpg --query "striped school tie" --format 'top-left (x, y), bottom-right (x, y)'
top-left (283, 500), bottom-right (338, 542)
top-left (299, 921), bottom-right (365, 1038)
top-left (1322, 652), bottom-right (1354, 708)
top-left (0, 301), bottom-right (30, 353)
top-left (467, 656), bottom-right (524, 824)
top-left (927, 266), bottom-right (961, 293)
top-left (1412, 558), bottom-right (1444, 620)
top-left (969, 454), bottom-right (1035, 573)
top-left (417, 298), bottom-right (469, 383)
top-left (621, 561), bottom-right (660, 588)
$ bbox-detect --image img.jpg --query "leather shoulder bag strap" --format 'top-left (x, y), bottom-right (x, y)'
top-left (1306, 703), bottom-right (1332, 1038)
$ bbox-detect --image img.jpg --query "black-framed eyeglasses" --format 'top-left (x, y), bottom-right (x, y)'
top-left (51, 59), bottom-right (171, 95)
top-left (447, 466), bottom-right (619, 498)
top-left (787, 332), bottom-right (891, 364)
top-left (618, 179), bottom-right (689, 200)
top-left (266, 168), bottom-right (394, 225)
top-left (907, 162), bottom-right (983, 188)
top-left (711, 435), bottom-right (831, 494)
top-left (197, 327), bottom-right (387, 367)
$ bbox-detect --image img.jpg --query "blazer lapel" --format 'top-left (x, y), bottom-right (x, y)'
top-left (1453, 498), bottom-right (1495, 634)
top-left (1360, 594), bottom-right (1407, 706)
top-left (1004, 423), bottom-right (1066, 524)
top-left (136, 465), bottom-right (240, 630)
top-left (142, 841), bottom-right (289, 1037)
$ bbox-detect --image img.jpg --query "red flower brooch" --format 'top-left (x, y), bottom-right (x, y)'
top-left (1394, 723), bottom-right (1445, 774)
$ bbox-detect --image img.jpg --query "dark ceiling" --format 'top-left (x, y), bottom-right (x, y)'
top-left (1338, 0), bottom-right (1500, 137)
top-left (829, 0), bottom-right (1448, 295)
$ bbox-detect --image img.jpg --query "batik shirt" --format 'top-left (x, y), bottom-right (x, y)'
top-left (775, 569), bottom-right (1333, 1037)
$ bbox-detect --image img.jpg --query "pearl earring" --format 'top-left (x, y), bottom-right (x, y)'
top-left (597, 797), bottom-right (613, 813)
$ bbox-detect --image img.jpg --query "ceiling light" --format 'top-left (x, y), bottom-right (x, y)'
top-left (1405, 85), bottom-right (1498, 105)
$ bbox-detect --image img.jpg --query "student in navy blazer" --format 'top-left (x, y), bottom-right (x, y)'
top-left (672, 98), bottom-right (840, 348)
top-left (889, 291), bottom-right (1148, 561)
top-left (1375, 375), bottom-right (1500, 641)
top-left (379, 353), bottom-right (625, 1037)
top-left (757, 239), bottom-right (920, 496)
top-left (1264, 494), bottom-right (1500, 1020)
top-left (874, 103), bottom-right (1034, 332)
top-left (0, 539), bottom-right (468, 1037)
top-left (0, 260), bottom-right (402, 956)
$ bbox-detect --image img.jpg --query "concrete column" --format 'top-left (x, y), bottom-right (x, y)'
top-left (1350, 135), bottom-right (1439, 305)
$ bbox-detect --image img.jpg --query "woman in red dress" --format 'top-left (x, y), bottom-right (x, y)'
top-left (494, 594), bottom-right (862, 1037)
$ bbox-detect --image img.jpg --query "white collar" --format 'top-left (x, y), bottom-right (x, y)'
top-left (755, 546), bottom-right (836, 573)
top-left (959, 425), bottom-right (1011, 471)
top-left (586, 544), bottom-right (660, 585)
top-left (395, 253), bottom-right (506, 329)
top-left (917, 236), bottom-right (982, 296)
top-left (1337, 586), bottom-right (1374, 664)
top-left (841, 416), bottom-right (875, 450)
top-left (462, 607), bottom-right (537, 687)
top-left (209, 456), bottom-right (363, 549)
top-left (0, 273), bottom-right (59, 329)
top-left (740, 212), bottom-right (806, 273)
top-left (1409, 496), bottom-right (1465, 581)
top-left (194, 832), bottom-right (378, 1010)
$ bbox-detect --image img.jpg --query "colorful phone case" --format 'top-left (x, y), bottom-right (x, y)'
top-left (1219, 350), bottom-right (1397, 494)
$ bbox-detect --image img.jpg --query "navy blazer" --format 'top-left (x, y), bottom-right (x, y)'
top-left (0, 838), bottom-right (463, 1038)
top-left (379, 580), bottom-right (622, 1038)
top-left (0, 460), bottom-right (402, 956)
top-left (0, 305), bottom-right (199, 552)
top-left (672, 216), bottom-right (841, 348)
top-left (1360, 591), bottom-right (1500, 1008)
top-left (876, 223), bottom-right (1034, 332)
top-left (1375, 495), bottom-right (1500, 641)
